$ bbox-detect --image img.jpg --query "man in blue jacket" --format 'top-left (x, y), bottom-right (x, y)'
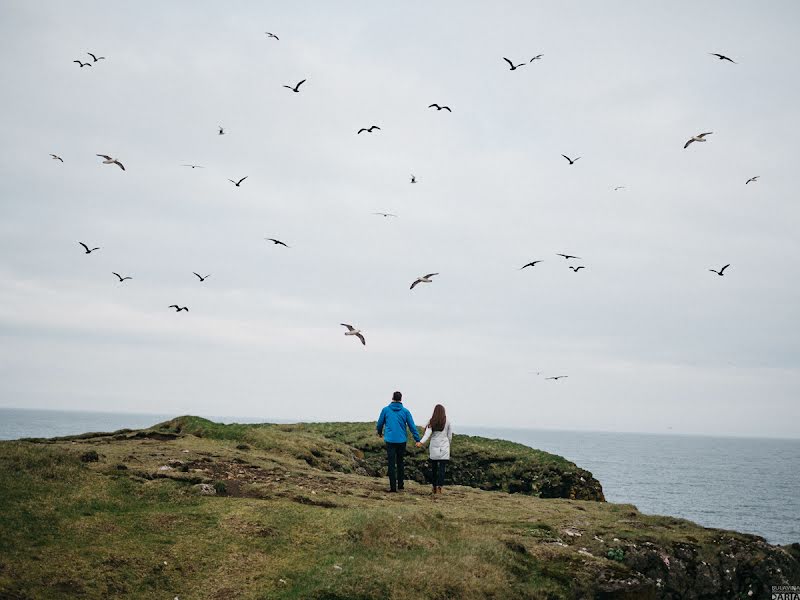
top-left (376, 391), bottom-right (421, 492)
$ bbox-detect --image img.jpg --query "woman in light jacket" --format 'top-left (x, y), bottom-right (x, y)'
top-left (416, 404), bottom-right (453, 494)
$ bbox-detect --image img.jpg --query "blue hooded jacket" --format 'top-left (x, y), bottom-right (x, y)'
top-left (376, 401), bottom-right (421, 443)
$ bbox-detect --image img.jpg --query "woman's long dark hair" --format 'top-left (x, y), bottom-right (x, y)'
top-left (428, 404), bottom-right (447, 432)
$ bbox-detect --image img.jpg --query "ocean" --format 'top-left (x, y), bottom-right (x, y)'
top-left (1, 408), bottom-right (798, 546)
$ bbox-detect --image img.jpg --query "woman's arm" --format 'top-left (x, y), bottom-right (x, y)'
top-left (419, 426), bottom-right (432, 445)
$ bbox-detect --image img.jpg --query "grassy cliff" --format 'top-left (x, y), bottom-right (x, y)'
top-left (0, 417), bottom-right (797, 599)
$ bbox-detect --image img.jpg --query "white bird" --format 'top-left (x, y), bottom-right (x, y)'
top-left (410, 273), bottom-right (438, 290)
top-left (340, 323), bottom-right (366, 346)
top-left (96, 154), bottom-right (125, 170)
top-left (684, 132), bottom-right (713, 149)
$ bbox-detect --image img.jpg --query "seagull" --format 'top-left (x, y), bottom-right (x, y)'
top-left (520, 260), bottom-right (542, 269)
top-left (745, 176), bottom-right (760, 185)
top-left (684, 132), bottom-right (713, 149)
top-left (228, 176), bottom-right (248, 187)
top-left (561, 154), bottom-right (581, 165)
top-left (357, 125), bottom-right (381, 134)
top-left (78, 242), bottom-right (99, 254)
top-left (410, 174), bottom-right (417, 184)
top-left (112, 272), bottom-right (132, 282)
top-left (169, 305), bottom-right (189, 312)
top-left (265, 32), bottom-right (279, 40)
top-left (613, 186), bottom-right (625, 191)
top-left (710, 53), bottom-right (736, 64)
top-left (373, 212), bottom-right (397, 218)
top-left (530, 54), bottom-right (544, 62)
top-left (569, 266), bottom-right (585, 272)
top-left (410, 273), bottom-right (439, 290)
top-left (283, 79), bottom-right (306, 93)
top-left (503, 57), bottom-right (525, 70)
top-left (50, 154), bottom-right (63, 162)
top-left (73, 60), bottom-right (92, 67)
top-left (340, 323), bottom-right (366, 346)
top-left (428, 103), bottom-right (452, 112)
top-left (87, 52), bottom-right (105, 62)
top-left (182, 164), bottom-right (204, 169)
top-left (218, 126), bottom-right (225, 135)
top-left (96, 154), bottom-right (125, 170)
top-left (709, 264), bottom-right (730, 276)
top-left (557, 253), bottom-right (581, 260)
top-left (265, 238), bottom-right (290, 247)
top-left (193, 272), bottom-right (210, 282)
top-left (545, 375), bottom-right (568, 381)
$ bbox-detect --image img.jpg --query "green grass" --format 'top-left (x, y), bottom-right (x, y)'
top-left (0, 418), bottom-right (794, 599)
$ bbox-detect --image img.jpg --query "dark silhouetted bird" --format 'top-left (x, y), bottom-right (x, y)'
top-left (503, 57), bottom-right (525, 70)
top-left (520, 261), bottom-right (542, 269)
top-left (73, 60), bottom-right (92, 67)
top-left (357, 125), bottom-right (381, 134)
top-left (169, 305), bottom-right (189, 312)
top-left (569, 266), bottom-right (585, 272)
top-left (218, 126), bottom-right (225, 135)
top-left (709, 264), bottom-right (730, 276)
top-left (428, 103), bottom-right (452, 112)
top-left (78, 242), bottom-right (99, 254)
top-left (265, 32), bottom-right (279, 40)
top-left (112, 272), bottom-right (132, 282)
top-left (229, 176), bottom-right (248, 187)
top-left (557, 253), bottom-right (580, 260)
top-left (87, 52), bottom-right (105, 62)
top-left (530, 54), bottom-right (544, 62)
top-left (265, 238), bottom-right (290, 247)
top-left (710, 53), bottom-right (736, 63)
top-left (410, 174), bottom-right (417, 183)
top-left (561, 154), bottom-right (581, 165)
top-left (50, 154), bottom-right (63, 162)
top-left (745, 176), bottom-right (760, 185)
top-left (182, 164), bottom-right (204, 169)
top-left (373, 212), bottom-right (397, 218)
top-left (193, 272), bottom-right (210, 282)
top-left (545, 375), bottom-right (568, 381)
top-left (283, 79), bottom-right (306, 93)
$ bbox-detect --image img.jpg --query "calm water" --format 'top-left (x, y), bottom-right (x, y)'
top-left (1, 408), bottom-right (798, 545)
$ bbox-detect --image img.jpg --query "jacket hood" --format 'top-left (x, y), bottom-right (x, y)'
top-left (388, 402), bottom-right (404, 411)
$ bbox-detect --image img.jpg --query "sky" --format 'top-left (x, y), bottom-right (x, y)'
top-left (1, 1), bottom-right (798, 438)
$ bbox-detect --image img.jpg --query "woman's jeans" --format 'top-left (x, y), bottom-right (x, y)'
top-left (430, 459), bottom-right (447, 487)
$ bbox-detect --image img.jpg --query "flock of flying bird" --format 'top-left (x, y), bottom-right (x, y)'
top-left (58, 39), bottom-right (755, 382)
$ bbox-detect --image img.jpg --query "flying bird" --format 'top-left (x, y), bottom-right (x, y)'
top-left (340, 323), bottom-right (366, 346)
top-left (193, 272), bottom-right (210, 282)
top-left (78, 242), bottom-right (99, 254)
top-left (73, 60), bottom-right (92, 67)
top-left (87, 52), bottom-right (105, 62)
top-left (710, 53), bottom-right (736, 63)
top-left (410, 174), bottom-right (417, 184)
top-left (357, 125), bottom-right (381, 134)
top-left (745, 176), bottom-right (760, 185)
top-left (410, 273), bottom-right (438, 290)
top-left (530, 54), bottom-right (544, 62)
top-left (265, 238), bottom-right (290, 247)
top-left (96, 154), bottom-right (125, 170)
top-left (613, 186), bottom-right (625, 191)
top-left (265, 32), bottom-right (279, 40)
top-left (545, 376), bottom-right (568, 381)
top-left (684, 132), bottom-right (713, 149)
top-left (182, 164), bottom-right (204, 169)
top-left (561, 154), bottom-right (581, 165)
top-left (503, 57), bottom-right (525, 70)
top-left (112, 272), bottom-right (132, 282)
top-left (218, 126), bottom-right (225, 135)
top-left (228, 176), bottom-right (248, 187)
top-left (373, 212), bottom-right (397, 218)
top-left (169, 305), bottom-right (189, 312)
top-left (50, 154), bottom-right (63, 162)
top-left (283, 79), bottom-right (306, 93)
top-left (709, 264), bottom-right (730, 276)
top-left (520, 260), bottom-right (542, 269)
top-left (428, 103), bottom-right (452, 112)
top-left (569, 266), bottom-right (585, 272)
top-left (557, 253), bottom-right (581, 260)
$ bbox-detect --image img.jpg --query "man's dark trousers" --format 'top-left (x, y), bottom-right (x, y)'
top-left (386, 442), bottom-right (406, 491)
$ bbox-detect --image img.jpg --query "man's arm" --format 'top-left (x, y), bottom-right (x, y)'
top-left (376, 408), bottom-right (386, 437)
top-left (405, 410), bottom-right (421, 442)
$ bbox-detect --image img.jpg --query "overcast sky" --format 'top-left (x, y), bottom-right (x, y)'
top-left (1, 1), bottom-right (798, 438)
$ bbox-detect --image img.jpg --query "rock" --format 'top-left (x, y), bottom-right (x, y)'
top-left (115, 464), bottom-right (128, 470)
top-left (193, 483), bottom-right (216, 496)
top-left (158, 465), bottom-right (172, 471)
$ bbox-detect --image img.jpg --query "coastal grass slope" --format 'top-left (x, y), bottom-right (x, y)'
top-left (0, 416), bottom-right (797, 599)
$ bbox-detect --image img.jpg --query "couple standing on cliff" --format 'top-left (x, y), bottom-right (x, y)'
top-left (376, 391), bottom-right (453, 494)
